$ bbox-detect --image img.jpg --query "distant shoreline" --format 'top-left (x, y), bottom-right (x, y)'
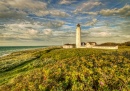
top-left (0, 46), bottom-right (62, 58)
top-left (0, 46), bottom-right (49, 58)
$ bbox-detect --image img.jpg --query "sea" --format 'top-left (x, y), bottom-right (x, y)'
top-left (0, 46), bottom-right (48, 57)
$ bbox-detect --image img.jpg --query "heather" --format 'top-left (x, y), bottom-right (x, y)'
top-left (0, 47), bottom-right (130, 91)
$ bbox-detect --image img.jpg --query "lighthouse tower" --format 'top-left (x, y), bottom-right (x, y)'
top-left (76, 24), bottom-right (81, 48)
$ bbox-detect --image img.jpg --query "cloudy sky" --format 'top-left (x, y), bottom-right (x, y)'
top-left (0, 0), bottom-right (130, 46)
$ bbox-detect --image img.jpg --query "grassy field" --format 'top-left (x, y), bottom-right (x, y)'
top-left (0, 46), bottom-right (130, 91)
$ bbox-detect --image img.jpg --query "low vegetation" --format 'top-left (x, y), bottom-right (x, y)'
top-left (0, 46), bottom-right (130, 91)
top-left (99, 41), bottom-right (130, 46)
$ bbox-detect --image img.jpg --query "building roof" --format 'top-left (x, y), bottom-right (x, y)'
top-left (87, 42), bottom-right (97, 45)
top-left (77, 24), bottom-right (80, 27)
top-left (64, 44), bottom-right (75, 46)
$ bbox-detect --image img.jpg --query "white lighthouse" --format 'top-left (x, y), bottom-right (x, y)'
top-left (76, 24), bottom-right (81, 48)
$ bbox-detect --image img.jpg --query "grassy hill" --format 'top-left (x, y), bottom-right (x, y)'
top-left (0, 47), bottom-right (130, 91)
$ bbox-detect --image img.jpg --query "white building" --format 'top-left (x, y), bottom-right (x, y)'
top-left (63, 44), bottom-right (75, 48)
top-left (86, 42), bottom-right (97, 48)
top-left (92, 45), bottom-right (118, 49)
top-left (85, 42), bottom-right (118, 49)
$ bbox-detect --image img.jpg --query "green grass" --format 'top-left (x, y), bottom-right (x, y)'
top-left (0, 47), bottom-right (130, 91)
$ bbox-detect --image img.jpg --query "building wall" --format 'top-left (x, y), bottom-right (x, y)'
top-left (63, 45), bottom-right (75, 48)
top-left (76, 26), bottom-right (81, 48)
top-left (63, 45), bottom-right (118, 49)
top-left (86, 43), bottom-right (95, 48)
top-left (85, 43), bottom-right (118, 49)
top-left (92, 46), bottom-right (118, 49)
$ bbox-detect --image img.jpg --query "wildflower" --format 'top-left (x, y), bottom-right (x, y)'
top-left (99, 81), bottom-right (105, 86)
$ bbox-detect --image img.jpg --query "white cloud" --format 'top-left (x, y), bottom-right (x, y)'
top-left (61, 25), bottom-right (74, 29)
top-left (84, 19), bottom-right (98, 26)
top-left (0, 21), bottom-right (66, 42)
top-left (126, 11), bottom-right (130, 16)
top-left (121, 35), bottom-right (130, 38)
top-left (82, 12), bottom-right (98, 15)
top-left (0, 0), bottom-right (70, 18)
top-left (0, 10), bottom-right (27, 18)
top-left (34, 10), bottom-right (50, 16)
top-left (4, 22), bottom-right (43, 31)
top-left (7, 0), bottom-right (47, 10)
top-left (74, 1), bottom-right (102, 14)
top-left (0, 22), bottom-right (46, 41)
top-left (53, 31), bottom-right (65, 36)
top-left (100, 5), bottom-right (130, 16)
top-left (91, 31), bottom-right (111, 37)
top-left (43, 29), bottom-right (52, 35)
top-left (49, 10), bottom-right (70, 17)
top-left (27, 29), bottom-right (38, 35)
top-left (0, 0), bottom-right (70, 20)
top-left (59, 0), bottom-right (76, 4)
top-left (44, 21), bottom-right (65, 28)
top-left (35, 9), bottom-right (69, 17)
top-left (0, 2), bottom-right (9, 11)
top-left (0, 0), bottom-right (47, 18)
top-left (86, 26), bottom-right (118, 37)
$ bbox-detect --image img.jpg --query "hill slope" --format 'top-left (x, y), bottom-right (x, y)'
top-left (99, 41), bottom-right (130, 46)
top-left (0, 47), bottom-right (130, 91)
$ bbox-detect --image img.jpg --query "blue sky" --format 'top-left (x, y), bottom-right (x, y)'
top-left (0, 0), bottom-right (130, 46)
